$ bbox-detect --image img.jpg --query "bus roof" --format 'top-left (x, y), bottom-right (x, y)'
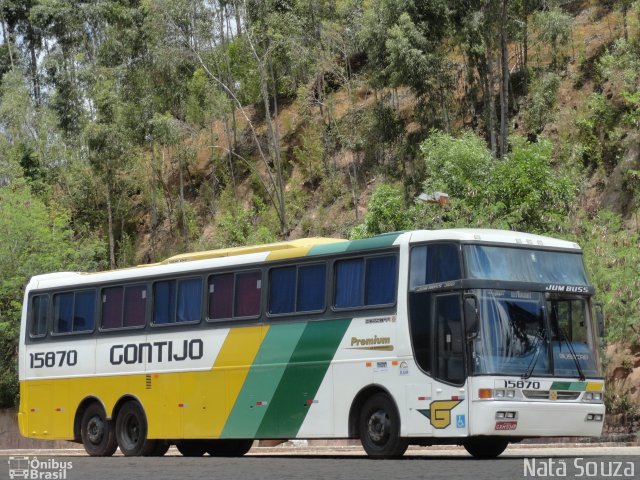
top-left (26, 229), bottom-right (581, 291)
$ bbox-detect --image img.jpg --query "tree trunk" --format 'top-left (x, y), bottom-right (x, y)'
top-left (486, 48), bottom-right (498, 158)
top-left (106, 182), bottom-right (116, 270)
top-left (499, 0), bottom-right (509, 159)
top-left (0, 14), bottom-right (14, 68)
top-left (267, 58), bottom-right (288, 238)
top-left (27, 23), bottom-right (40, 104)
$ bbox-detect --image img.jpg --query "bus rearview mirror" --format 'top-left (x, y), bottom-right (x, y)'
top-left (594, 302), bottom-right (605, 337)
top-left (464, 295), bottom-right (479, 337)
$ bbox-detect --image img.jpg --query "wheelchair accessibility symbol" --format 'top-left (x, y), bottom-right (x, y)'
top-left (456, 414), bottom-right (466, 429)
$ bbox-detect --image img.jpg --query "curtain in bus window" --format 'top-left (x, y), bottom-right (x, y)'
top-left (31, 295), bottom-right (48, 336)
top-left (154, 281), bottom-right (176, 324)
top-left (74, 291), bottom-right (96, 331)
top-left (335, 258), bottom-right (364, 308)
top-left (235, 271), bottom-right (261, 317)
top-left (297, 264), bottom-right (326, 312)
top-left (365, 256), bottom-right (397, 305)
top-left (102, 287), bottom-right (123, 329)
top-left (177, 278), bottom-right (202, 322)
top-left (54, 292), bottom-right (74, 333)
top-left (124, 285), bottom-right (146, 327)
top-left (208, 274), bottom-right (233, 320)
top-left (269, 267), bottom-right (296, 314)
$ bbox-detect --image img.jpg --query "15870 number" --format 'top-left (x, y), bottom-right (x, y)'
top-left (503, 380), bottom-right (541, 389)
top-left (29, 350), bottom-right (78, 369)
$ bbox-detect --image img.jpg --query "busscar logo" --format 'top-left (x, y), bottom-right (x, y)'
top-left (8, 457), bottom-right (73, 480)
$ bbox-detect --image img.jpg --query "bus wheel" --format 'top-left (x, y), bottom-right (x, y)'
top-left (80, 403), bottom-right (118, 457)
top-left (149, 440), bottom-right (170, 457)
top-left (463, 438), bottom-right (509, 458)
top-left (115, 401), bottom-right (157, 456)
top-left (206, 439), bottom-right (253, 457)
top-left (359, 393), bottom-right (408, 459)
top-left (176, 440), bottom-right (207, 457)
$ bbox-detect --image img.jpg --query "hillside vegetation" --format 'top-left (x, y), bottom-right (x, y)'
top-left (0, 0), bottom-right (639, 424)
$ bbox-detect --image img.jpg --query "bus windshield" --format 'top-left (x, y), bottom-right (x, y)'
top-left (465, 245), bottom-right (588, 284)
top-left (470, 289), bottom-right (600, 378)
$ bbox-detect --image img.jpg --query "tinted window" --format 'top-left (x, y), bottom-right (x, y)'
top-left (335, 256), bottom-right (397, 309)
top-left (74, 291), bottom-right (96, 331)
top-left (124, 285), bottom-right (147, 327)
top-left (410, 244), bottom-right (461, 289)
top-left (31, 295), bottom-right (49, 337)
top-left (269, 264), bottom-right (326, 314)
top-left (53, 292), bottom-right (74, 333)
top-left (235, 271), bottom-right (261, 317)
top-left (53, 291), bottom-right (95, 333)
top-left (102, 287), bottom-right (123, 329)
top-left (154, 278), bottom-right (201, 324)
top-left (208, 273), bottom-right (234, 320)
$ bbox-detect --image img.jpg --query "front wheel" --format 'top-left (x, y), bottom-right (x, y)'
top-left (115, 401), bottom-right (157, 456)
top-left (80, 403), bottom-right (118, 457)
top-left (359, 393), bottom-right (408, 459)
top-left (464, 437), bottom-right (509, 458)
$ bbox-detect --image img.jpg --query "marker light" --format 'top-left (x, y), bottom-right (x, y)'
top-left (506, 390), bottom-right (516, 398)
top-left (494, 389), bottom-right (505, 398)
top-left (478, 388), bottom-right (493, 399)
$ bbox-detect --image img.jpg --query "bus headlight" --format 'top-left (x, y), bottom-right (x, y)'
top-left (583, 392), bottom-right (603, 402)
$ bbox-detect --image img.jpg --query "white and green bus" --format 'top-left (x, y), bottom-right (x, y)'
top-left (19, 229), bottom-right (605, 458)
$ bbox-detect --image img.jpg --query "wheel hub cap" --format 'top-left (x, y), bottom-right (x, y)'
top-left (87, 416), bottom-right (104, 444)
top-left (367, 409), bottom-right (390, 444)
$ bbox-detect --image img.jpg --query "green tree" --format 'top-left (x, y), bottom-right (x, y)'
top-left (0, 182), bottom-right (105, 407)
top-left (351, 184), bottom-right (409, 238)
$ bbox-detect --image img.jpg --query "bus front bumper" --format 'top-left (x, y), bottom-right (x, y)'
top-left (469, 401), bottom-right (605, 437)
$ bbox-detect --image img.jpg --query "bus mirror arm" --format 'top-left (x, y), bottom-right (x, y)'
top-left (464, 294), bottom-right (479, 339)
top-left (594, 302), bottom-right (605, 337)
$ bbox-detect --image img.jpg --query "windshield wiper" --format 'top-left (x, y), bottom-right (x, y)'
top-left (522, 328), bottom-right (546, 379)
top-left (557, 326), bottom-right (586, 381)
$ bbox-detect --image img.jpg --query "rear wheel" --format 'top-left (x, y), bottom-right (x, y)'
top-left (176, 440), bottom-right (208, 457)
top-left (80, 403), bottom-right (118, 457)
top-left (359, 393), bottom-right (408, 459)
top-left (464, 437), bottom-right (509, 458)
top-left (206, 439), bottom-right (253, 457)
top-left (115, 401), bottom-right (157, 456)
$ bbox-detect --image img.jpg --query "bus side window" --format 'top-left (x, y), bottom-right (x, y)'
top-left (53, 293), bottom-right (74, 333)
top-left (30, 295), bottom-right (49, 337)
top-left (177, 278), bottom-right (202, 322)
top-left (74, 291), bottom-right (96, 332)
top-left (208, 273), bottom-right (234, 320)
top-left (410, 244), bottom-right (461, 289)
top-left (123, 285), bottom-right (146, 327)
top-left (334, 255), bottom-right (397, 309)
top-left (102, 287), bottom-right (123, 329)
top-left (235, 271), bottom-right (261, 318)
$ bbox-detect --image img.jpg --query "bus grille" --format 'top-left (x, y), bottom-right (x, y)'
top-left (522, 390), bottom-right (580, 400)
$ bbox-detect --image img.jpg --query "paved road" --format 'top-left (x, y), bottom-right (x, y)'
top-left (2, 446), bottom-right (639, 480)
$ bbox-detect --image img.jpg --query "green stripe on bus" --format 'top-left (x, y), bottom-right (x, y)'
top-left (550, 381), bottom-right (586, 391)
top-left (254, 318), bottom-right (351, 438)
top-left (221, 322), bottom-right (307, 438)
top-left (307, 234), bottom-right (401, 256)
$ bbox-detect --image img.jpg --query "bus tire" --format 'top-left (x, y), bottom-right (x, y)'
top-left (358, 393), bottom-right (408, 459)
top-left (115, 401), bottom-right (157, 456)
top-left (80, 402), bottom-right (118, 457)
top-left (176, 440), bottom-right (207, 457)
top-left (463, 437), bottom-right (509, 458)
top-left (206, 439), bottom-right (253, 457)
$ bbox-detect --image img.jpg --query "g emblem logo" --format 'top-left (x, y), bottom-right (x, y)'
top-left (429, 400), bottom-right (462, 429)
